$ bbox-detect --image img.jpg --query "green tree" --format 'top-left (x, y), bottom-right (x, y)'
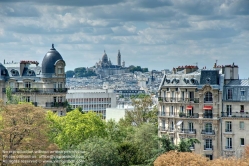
top-left (177, 138), bottom-right (200, 152)
top-left (117, 142), bottom-right (141, 166)
top-left (120, 95), bottom-right (157, 126)
top-left (76, 137), bottom-right (120, 166)
top-left (0, 102), bottom-right (57, 164)
top-left (46, 110), bottom-right (107, 149)
top-left (66, 70), bottom-right (75, 78)
top-left (131, 123), bottom-right (158, 165)
top-left (6, 86), bottom-right (22, 104)
top-left (105, 120), bottom-right (129, 143)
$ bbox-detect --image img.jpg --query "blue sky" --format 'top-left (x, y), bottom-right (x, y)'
top-left (0, 0), bottom-right (249, 77)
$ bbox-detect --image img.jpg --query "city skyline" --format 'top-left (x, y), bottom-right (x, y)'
top-left (0, 0), bottom-right (248, 77)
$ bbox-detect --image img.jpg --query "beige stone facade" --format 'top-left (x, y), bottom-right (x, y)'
top-left (0, 44), bottom-right (67, 116)
top-left (158, 63), bottom-right (248, 160)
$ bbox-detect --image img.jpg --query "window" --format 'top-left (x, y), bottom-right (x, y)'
top-left (227, 89), bottom-right (232, 100)
top-left (240, 121), bottom-right (244, 130)
top-left (226, 138), bottom-right (232, 149)
top-left (205, 139), bottom-right (212, 149)
top-left (9, 82), bottom-right (15, 88)
top-left (204, 92), bottom-right (212, 103)
top-left (24, 82), bottom-right (31, 88)
top-left (205, 123), bottom-right (212, 133)
top-left (170, 106), bottom-right (174, 115)
top-left (161, 120), bottom-right (165, 129)
top-left (23, 96), bottom-right (30, 102)
top-left (58, 96), bottom-right (63, 102)
top-left (189, 122), bottom-right (194, 132)
top-left (181, 91), bottom-right (184, 100)
top-left (240, 105), bottom-right (244, 112)
top-left (171, 121), bottom-right (174, 130)
top-left (241, 138), bottom-right (245, 146)
top-left (60, 111), bottom-right (63, 116)
top-left (241, 91), bottom-right (245, 96)
top-left (171, 91), bottom-right (175, 98)
top-left (53, 97), bottom-right (57, 103)
top-left (226, 105), bottom-right (232, 116)
top-left (58, 82), bottom-right (63, 88)
top-left (225, 121), bottom-right (232, 132)
top-left (180, 106), bottom-right (184, 113)
top-left (189, 91), bottom-right (194, 101)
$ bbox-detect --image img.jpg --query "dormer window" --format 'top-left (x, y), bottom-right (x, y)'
top-left (27, 70), bottom-right (34, 76)
top-left (11, 69), bottom-right (19, 76)
top-left (206, 77), bottom-right (211, 84)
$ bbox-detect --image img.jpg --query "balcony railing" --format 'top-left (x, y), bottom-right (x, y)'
top-left (158, 112), bottom-right (166, 116)
top-left (221, 112), bottom-right (249, 118)
top-left (179, 113), bottom-right (199, 118)
top-left (225, 146), bottom-right (233, 150)
top-left (179, 129), bottom-right (196, 134)
top-left (158, 97), bottom-right (199, 103)
top-left (225, 129), bottom-right (232, 132)
top-left (159, 126), bottom-right (166, 131)
top-left (2, 88), bottom-right (68, 93)
top-left (45, 102), bottom-right (67, 108)
top-left (204, 145), bottom-right (213, 150)
top-left (169, 127), bottom-right (175, 132)
top-left (203, 113), bottom-right (213, 118)
top-left (201, 130), bottom-right (215, 135)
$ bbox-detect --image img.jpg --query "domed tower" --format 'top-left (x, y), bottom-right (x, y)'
top-left (42, 44), bottom-right (66, 76)
top-left (117, 50), bottom-right (121, 66)
top-left (102, 50), bottom-right (108, 63)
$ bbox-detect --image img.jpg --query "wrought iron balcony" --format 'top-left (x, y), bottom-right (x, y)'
top-left (225, 129), bottom-right (232, 132)
top-left (169, 127), bottom-right (175, 132)
top-left (204, 145), bottom-right (213, 150)
top-left (179, 129), bottom-right (196, 134)
top-left (201, 130), bottom-right (215, 135)
top-left (2, 88), bottom-right (68, 93)
top-left (158, 112), bottom-right (166, 116)
top-left (45, 102), bottom-right (67, 108)
top-left (160, 126), bottom-right (166, 131)
top-left (225, 146), bottom-right (233, 150)
top-left (158, 97), bottom-right (199, 103)
top-left (221, 112), bottom-right (249, 118)
top-left (203, 113), bottom-right (213, 118)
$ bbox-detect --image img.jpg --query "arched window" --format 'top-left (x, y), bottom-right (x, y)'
top-left (204, 92), bottom-right (212, 103)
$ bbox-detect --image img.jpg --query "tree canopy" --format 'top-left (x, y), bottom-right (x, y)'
top-left (46, 110), bottom-right (107, 149)
top-left (0, 102), bottom-right (57, 164)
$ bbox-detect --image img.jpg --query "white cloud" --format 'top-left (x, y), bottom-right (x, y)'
top-left (0, 0), bottom-right (248, 77)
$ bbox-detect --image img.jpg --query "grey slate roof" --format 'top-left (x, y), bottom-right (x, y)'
top-left (200, 70), bottom-right (219, 85)
top-left (42, 44), bottom-right (63, 74)
top-left (226, 79), bottom-right (249, 86)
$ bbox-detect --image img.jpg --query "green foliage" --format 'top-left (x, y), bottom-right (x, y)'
top-left (76, 137), bottom-right (120, 166)
top-left (177, 138), bottom-right (201, 152)
top-left (73, 67), bottom-right (97, 78)
top-left (105, 120), bottom-right (129, 143)
top-left (117, 142), bottom-right (141, 166)
top-left (66, 70), bottom-right (75, 78)
top-left (46, 110), bottom-right (107, 149)
top-left (120, 95), bottom-right (157, 127)
top-left (130, 93), bottom-right (148, 99)
top-left (129, 65), bottom-right (148, 73)
top-left (131, 123), bottom-right (158, 165)
top-left (5, 86), bottom-right (22, 104)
